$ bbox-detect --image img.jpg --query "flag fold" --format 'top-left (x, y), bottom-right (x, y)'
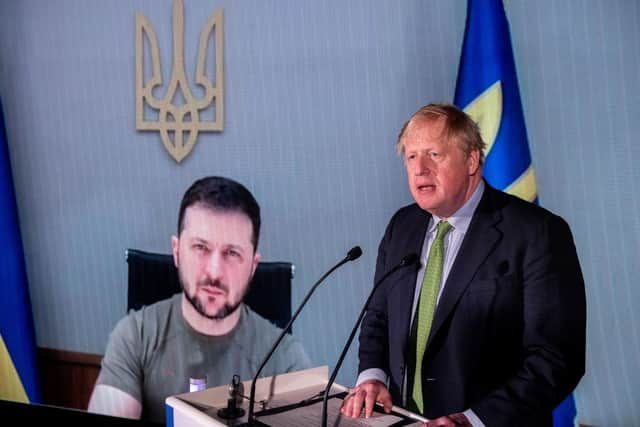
top-left (0, 99), bottom-right (41, 404)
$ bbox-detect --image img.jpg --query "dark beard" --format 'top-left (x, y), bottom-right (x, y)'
top-left (180, 275), bottom-right (246, 320)
top-left (185, 290), bottom-right (242, 320)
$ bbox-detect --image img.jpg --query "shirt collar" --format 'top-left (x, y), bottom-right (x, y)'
top-left (429, 180), bottom-right (485, 234)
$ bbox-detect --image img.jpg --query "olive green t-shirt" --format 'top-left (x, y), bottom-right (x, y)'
top-left (96, 294), bottom-right (311, 423)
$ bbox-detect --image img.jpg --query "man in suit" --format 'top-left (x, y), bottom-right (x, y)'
top-left (341, 104), bottom-right (586, 426)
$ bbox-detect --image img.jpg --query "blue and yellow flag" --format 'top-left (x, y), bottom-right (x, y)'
top-left (454, 1), bottom-right (576, 425)
top-left (0, 98), bottom-right (41, 403)
top-left (454, 0), bottom-right (537, 203)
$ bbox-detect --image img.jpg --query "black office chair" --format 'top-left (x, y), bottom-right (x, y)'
top-left (125, 248), bottom-right (294, 330)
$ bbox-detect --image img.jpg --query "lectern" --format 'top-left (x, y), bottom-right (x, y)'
top-left (165, 366), bottom-right (421, 427)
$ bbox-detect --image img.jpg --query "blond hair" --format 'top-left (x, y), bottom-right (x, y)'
top-left (396, 103), bottom-right (486, 165)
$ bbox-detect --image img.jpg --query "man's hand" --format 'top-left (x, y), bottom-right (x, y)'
top-left (340, 380), bottom-right (392, 418)
top-left (422, 413), bottom-right (471, 427)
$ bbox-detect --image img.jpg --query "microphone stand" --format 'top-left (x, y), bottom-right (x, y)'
top-left (245, 246), bottom-right (363, 426)
top-left (320, 253), bottom-right (418, 427)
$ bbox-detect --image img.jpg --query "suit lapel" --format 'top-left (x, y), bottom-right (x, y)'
top-left (389, 206), bottom-right (431, 364)
top-left (427, 185), bottom-right (504, 348)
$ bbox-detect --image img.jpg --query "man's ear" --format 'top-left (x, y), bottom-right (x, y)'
top-left (467, 149), bottom-right (481, 175)
top-left (171, 235), bottom-right (180, 268)
top-left (251, 252), bottom-right (262, 278)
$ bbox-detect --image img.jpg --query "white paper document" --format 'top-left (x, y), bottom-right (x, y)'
top-left (255, 393), bottom-right (422, 427)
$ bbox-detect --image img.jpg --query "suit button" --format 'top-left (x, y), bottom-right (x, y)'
top-left (400, 366), bottom-right (404, 376)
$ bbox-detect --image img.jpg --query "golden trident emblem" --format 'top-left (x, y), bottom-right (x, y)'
top-left (135, 0), bottom-right (224, 162)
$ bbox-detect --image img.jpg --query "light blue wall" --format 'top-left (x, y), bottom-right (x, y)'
top-left (0, 1), bottom-right (638, 425)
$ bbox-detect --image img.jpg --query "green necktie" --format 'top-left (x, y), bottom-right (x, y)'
top-left (410, 220), bottom-right (453, 413)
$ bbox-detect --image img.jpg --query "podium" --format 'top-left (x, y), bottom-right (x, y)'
top-left (165, 366), bottom-right (422, 426)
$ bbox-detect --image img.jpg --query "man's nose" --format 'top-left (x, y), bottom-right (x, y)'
top-left (414, 157), bottom-right (432, 176)
top-left (204, 252), bottom-right (225, 279)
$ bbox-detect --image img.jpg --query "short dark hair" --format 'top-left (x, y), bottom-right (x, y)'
top-left (177, 176), bottom-right (261, 250)
top-left (396, 103), bottom-right (486, 165)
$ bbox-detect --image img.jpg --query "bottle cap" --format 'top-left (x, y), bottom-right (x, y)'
top-left (189, 376), bottom-right (207, 392)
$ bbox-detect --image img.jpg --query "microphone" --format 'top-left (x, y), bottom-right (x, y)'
top-left (245, 246), bottom-right (363, 426)
top-left (321, 253), bottom-right (419, 427)
top-left (216, 374), bottom-right (245, 419)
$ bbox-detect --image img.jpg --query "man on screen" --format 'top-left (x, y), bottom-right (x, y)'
top-left (88, 176), bottom-right (310, 423)
top-left (341, 104), bottom-right (586, 426)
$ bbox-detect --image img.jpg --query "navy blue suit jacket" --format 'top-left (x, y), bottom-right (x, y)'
top-left (358, 183), bottom-right (586, 426)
